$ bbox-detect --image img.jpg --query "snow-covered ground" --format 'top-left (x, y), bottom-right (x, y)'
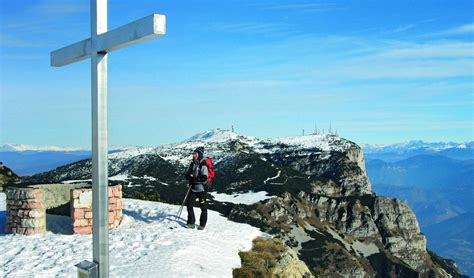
top-left (0, 193), bottom-right (264, 277)
top-left (209, 191), bottom-right (274, 205)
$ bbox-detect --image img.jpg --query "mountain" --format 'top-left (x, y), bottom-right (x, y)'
top-left (366, 155), bottom-right (474, 189)
top-left (0, 144), bottom-right (85, 152)
top-left (0, 144), bottom-right (132, 176)
top-left (366, 147), bottom-right (473, 275)
top-left (0, 150), bottom-right (91, 176)
top-left (21, 129), bottom-right (465, 277)
top-left (362, 140), bottom-right (474, 162)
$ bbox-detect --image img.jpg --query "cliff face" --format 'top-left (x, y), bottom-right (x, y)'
top-left (229, 191), bottom-right (455, 277)
top-left (24, 130), bottom-right (466, 277)
top-left (300, 192), bottom-right (431, 272)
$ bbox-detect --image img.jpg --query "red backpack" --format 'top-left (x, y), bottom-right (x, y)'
top-left (201, 157), bottom-right (215, 184)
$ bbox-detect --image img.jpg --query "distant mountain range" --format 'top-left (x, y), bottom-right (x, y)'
top-left (0, 144), bottom-right (85, 152)
top-left (363, 142), bottom-right (473, 275)
top-left (0, 145), bottom-right (133, 176)
top-left (367, 155), bottom-right (474, 189)
top-left (361, 140), bottom-right (474, 161)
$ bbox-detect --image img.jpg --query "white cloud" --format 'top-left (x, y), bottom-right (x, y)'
top-left (207, 22), bottom-right (294, 35)
top-left (310, 39), bottom-right (474, 80)
top-left (196, 79), bottom-right (292, 90)
top-left (428, 23), bottom-right (474, 36)
top-left (376, 41), bottom-right (473, 59)
top-left (250, 2), bottom-right (343, 13)
top-left (341, 120), bottom-right (474, 132)
top-left (391, 24), bottom-right (416, 33)
top-left (0, 33), bottom-right (35, 47)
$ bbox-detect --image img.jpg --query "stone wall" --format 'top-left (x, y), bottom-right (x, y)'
top-left (5, 187), bottom-right (46, 235)
top-left (5, 184), bottom-right (123, 236)
top-left (71, 185), bottom-right (123, 235)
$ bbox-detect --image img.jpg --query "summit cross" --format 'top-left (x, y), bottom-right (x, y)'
top-left (50, 1), bottom-right (166, 276)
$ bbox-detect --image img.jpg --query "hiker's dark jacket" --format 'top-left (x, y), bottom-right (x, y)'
top-left (184, 159), bottom-right (208, 192)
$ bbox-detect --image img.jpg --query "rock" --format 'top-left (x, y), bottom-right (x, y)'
top-left (28, 209), bottom-right (45, 218)
top-left (373, 197), bottom-right (429, 271)
top-left (21, 218), bottom-right (44, 228)
top-left (273, 245), bottom-right (313, 278)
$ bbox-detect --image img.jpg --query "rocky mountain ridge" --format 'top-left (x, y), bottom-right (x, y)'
top-left (0, 163), bottom-right (20, 192)
top-left (22, 129), bottom-right (465, 277)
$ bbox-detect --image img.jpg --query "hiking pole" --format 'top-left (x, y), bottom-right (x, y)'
top-left (176, 184), bottom-right (192, 221)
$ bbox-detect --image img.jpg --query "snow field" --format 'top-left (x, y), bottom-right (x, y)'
top-left (0, 193), bottom-right (264, 277)
top-left (209, 191), bottom-right (274, 205)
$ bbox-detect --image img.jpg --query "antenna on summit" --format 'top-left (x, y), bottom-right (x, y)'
top-left (231, 125), bottom-right (234, 132)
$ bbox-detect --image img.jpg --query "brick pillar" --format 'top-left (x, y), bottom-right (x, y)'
top-left (5, 188), bottom-right (46, 235)
top-left (71, 184), bottom-right (123, 235)
top-left (108, 184), bottom-right (123, 229)
top-left (70, 188), bottom-right (93, 234)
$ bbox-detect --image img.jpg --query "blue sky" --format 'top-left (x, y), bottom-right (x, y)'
top-left (1, 0), bottom-right (473, 147)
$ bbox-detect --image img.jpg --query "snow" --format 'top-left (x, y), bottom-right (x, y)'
top-left (264, 170), bottom-right (281, 184)
top-left (325, 227), bottom-right (379, 258)
top-left (0, 195), bottom-right (264, 277)
top-left (0, 144), bottom-right (84, 152)
top-left (287, 225), bottom-right (314, 252)
top-left (184, 129), bottom-right (246, 143)
top-left (209, 191), bottom-right (274, 205)
top-left (260, 134), bottom-right (348, 152)
top-left (351, 240), bottom-right (379, 257)
top-left (237, 164), bottom-right (252, 173)
top-left (62, 179), bottom-right (92, 184)
top-left (63, 175), bottom-right (165, 185)
top-left (108, 146), bottom-right (157, 160)
top-left (361, 140), bottom-right (471, 154)
top-left (109, 174), bottom-right (129, 181)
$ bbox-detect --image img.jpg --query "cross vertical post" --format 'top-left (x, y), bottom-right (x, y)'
top-left (91, 0), bottom-right (109, 277)
top-left (50, 0), bottom-right (165, 276)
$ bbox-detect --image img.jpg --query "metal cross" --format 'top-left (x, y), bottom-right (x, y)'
top-left (50, 1), bottom-right (165, 276)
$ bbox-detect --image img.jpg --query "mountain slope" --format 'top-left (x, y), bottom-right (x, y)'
top-left (0, 194), bottom-right (265, 277)
top-left (22, 129), bottom-right (465, 277)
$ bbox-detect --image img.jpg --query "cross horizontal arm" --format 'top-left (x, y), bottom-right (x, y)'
top-left (51, 14), bottom-right (166, 67)
top-left (51, 39), bottom-right (92, 67)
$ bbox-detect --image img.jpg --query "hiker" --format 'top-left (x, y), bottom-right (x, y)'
top-left (184, 147), bottom-right (208, 230)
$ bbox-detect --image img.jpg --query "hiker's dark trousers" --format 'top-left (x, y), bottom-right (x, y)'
top-left (186, 191), bottom-right (207, 227)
